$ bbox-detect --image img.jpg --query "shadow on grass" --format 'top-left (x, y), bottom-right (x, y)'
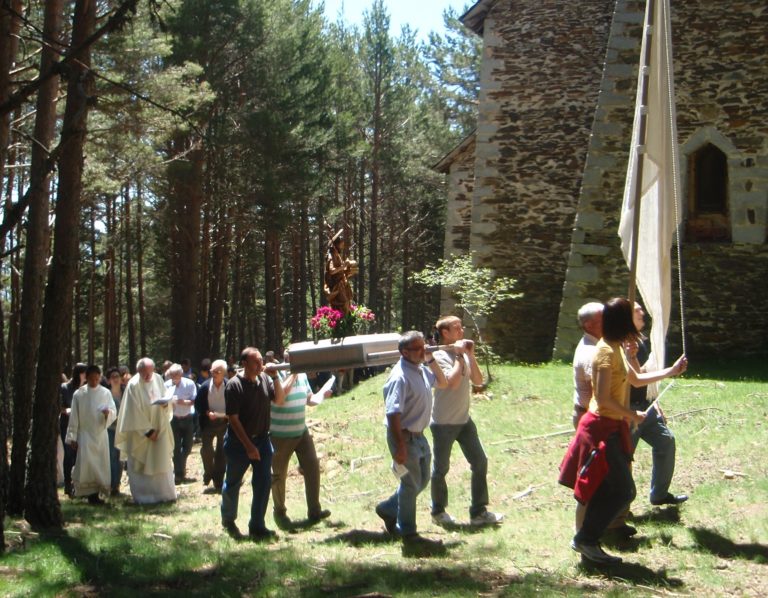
top-left (630, 505), bottom-right (682, 525)
top-left (578, 558), bottom-right (685, 588)
top-left (298, 563), bottom-right (607, 598)
top-left (690, 527), bottom-right (768, 564)
top-left (322, 528), bottom-right (401, 547)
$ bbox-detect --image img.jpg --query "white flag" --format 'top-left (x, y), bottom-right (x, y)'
top-left (618, 0), bottom-right (682, 394)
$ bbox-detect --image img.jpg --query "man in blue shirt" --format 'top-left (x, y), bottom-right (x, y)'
top-left (375, 331), bottom-right (449, 552)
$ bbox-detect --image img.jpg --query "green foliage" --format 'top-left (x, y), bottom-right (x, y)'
top-left (412, 252), bottom-right (522, 323)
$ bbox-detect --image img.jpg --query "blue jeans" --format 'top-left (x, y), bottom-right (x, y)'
top-left (430, 418), bottom-right (489, 518)
top-left (632, 405), bottom-right (676, 501)
top-left (376, 430), bottom-right (431, 536)
top-left (171, 416), bottom-right (195, 481)
top-left (107, 427), bottom-right (121, 490)
top-left (221, 431), bottom-right (273, 534)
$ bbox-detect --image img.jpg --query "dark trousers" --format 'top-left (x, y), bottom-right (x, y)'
top-left (171, 415), bottom-right (195, 481)
top-left (108, 427), bottom-right (121, 490)
top-left (221, 432), bottom-right (274, 534)
top-left (60, 419), bottom-right (76, 492)
top-left (575, 433), bottom-right (636, 545)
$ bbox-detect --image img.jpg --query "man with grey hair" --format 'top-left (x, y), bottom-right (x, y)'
top-left (196, 359), bottom-right (229, 492)
top-left (165, 363), bottom-right (198, 484)
top-left (375, 331), bottom-right (450, 552)
top-left (115, 358), bottom-right (176, 504)
top-left (572, 302), bottom-right (604, 428)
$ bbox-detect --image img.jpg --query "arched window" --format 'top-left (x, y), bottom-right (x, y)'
top-left (686, 143), bottom-right (730, 242)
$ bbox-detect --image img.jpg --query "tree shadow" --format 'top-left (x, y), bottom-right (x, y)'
top-left (577, 557), bottom-right (685, 588)
top-left (690, 527), bottom-right (768, 563)
top-left (602, 533), bottom-right (653, 553)
top-left (321, 528), bottom-right (402, 547)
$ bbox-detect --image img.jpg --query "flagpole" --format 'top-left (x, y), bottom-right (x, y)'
top-left (627, 0), bottom-right (656, 306)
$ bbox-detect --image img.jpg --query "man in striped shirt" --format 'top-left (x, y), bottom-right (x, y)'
top-left (270, 352), bottom-right (332, 528)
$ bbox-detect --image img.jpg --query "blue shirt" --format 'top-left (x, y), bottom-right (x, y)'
top-left (165, 376), bottom-right (197, 417)
top-left (383, 357), bottom-right (435, 432)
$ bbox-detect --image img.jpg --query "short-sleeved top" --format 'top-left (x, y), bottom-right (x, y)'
top-left (588, 339), bottom-right (629, 421)
top-left (572, 333), bottom-right (599, 409)
top-left (431, 350), bottom-right (471, 425)
top-left (270, 373), bottom-right (311, 438)
top-left (383, 357), bottom-right (435, 433)
top-left (165, 376), bottom-right (197, 417)
top-left (225, 373), bottom-right (275, 438)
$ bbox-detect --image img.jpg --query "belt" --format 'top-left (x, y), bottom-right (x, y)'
top-left (402, 429), bottom-right (424, 438)
top-left (173, 414), bottom-right (193, 419)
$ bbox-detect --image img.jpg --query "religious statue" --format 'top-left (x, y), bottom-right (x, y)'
top-left (324, 230), bottom-right (358, 315)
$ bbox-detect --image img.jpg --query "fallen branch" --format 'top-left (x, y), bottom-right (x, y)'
top-left (490, 429), bottom-right (572, 445)
top-left (350, 455), bottom-right (383, 472)
top-left (512, 486), bottom-right (534, 500)
top-left (667, 407), bottom-right (722, 420)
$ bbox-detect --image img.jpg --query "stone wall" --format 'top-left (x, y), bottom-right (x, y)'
top-left (554, 0), bottom-right (768, 361)
top-left (471, 0), bottom-right (616, 362)
top-left (436, 134), bottom-right (476, 315)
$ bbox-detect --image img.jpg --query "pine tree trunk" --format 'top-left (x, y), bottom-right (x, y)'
top-left (167, 137), bottom-right (203, 360)
top-left (124, 186), bottom-right (137, 368)
top-left (264, 226), bottom-right (282, 351)
top-left (136, 184), bottom-right (147, 358)
top-left (7, 0), bottom-right (64, 517)
top-left (0, 0), bottom-right (23, 187)
top-left (25, 0), bottom-right (95, 529)
top-left (89, 208), bottom-right (96, 364)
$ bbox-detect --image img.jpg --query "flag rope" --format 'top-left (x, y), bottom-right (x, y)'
top-left (661, 0), bottom-right (687, 356)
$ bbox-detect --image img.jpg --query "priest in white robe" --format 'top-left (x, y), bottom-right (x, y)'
top-left (115, 357), bottom-right (177, 504)
top-left (66, 364), bottom-right (117, 503)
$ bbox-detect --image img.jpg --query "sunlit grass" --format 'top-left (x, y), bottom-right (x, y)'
top-left (2, 359), bottom-right (767, 596)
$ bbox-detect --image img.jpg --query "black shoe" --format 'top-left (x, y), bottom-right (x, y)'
top-left (223, 520), bottom-right (244, 540)
top-left (249, 528), bottom-right (278, 542)
top-left (651, 493), bottom-right (688, 506)
top-left (87, 494), bottom-right (105, 505)
top-left (274, 513), bottom-right (292, 529)
top-left (611, 524), bottom-right (637, 538)
top-left (375, 505), bottom-right (397, 535)
top-left (308, 509), bottom-right (331, 523)
top-left (570, 539), bottom-right (622, 564)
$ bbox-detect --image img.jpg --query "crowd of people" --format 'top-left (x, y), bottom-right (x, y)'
top-left (59, 298), bottom-right (687, 563)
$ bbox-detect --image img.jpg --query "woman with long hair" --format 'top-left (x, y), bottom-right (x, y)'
top-left (559, 297), bottom-right (687, 564)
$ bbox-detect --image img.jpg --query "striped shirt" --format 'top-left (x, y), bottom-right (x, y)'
top-left (270, 374), bottom-right (311, 438)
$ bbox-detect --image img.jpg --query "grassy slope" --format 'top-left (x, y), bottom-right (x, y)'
top-left (1, 361), bottom-right (766, 597)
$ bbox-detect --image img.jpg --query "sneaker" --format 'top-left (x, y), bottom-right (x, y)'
top-left (570, 539), bottom-right (622, 564)
top-left (470, 511), bottom-right (504, 526)
top-left (431, 512), bottom-right (457, 527)
top-left (375, 505), bottom-right (397, 535)
top-left (308, 509), bottom-right (331, 523)
top-left (650, 493), bottom-right (688, 506)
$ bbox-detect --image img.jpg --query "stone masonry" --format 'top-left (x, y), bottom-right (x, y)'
top-left (439, 0), bottom-right (768, 361)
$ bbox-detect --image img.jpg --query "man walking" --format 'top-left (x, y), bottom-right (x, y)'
top-left (430, 316), bottom-right (504, 527)
top-left (165, 363), bottom-right (198, 484)
top-left (628, 303), bottom-right (688, 506)
top-left (375, 331), bottom-right (448, 551)
top-left (221, 347), bottom-right (285, 541)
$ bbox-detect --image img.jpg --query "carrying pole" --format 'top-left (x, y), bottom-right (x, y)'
top-left (627, 0), bottom-right (656, 306)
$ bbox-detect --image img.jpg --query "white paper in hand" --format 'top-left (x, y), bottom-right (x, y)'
top-left (392, 461), bottom-right (409, 480)
top-left (312, 375), bottom-right (336, 405)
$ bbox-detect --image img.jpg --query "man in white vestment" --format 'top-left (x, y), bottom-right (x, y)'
top-left (115, 357), bottom-right (177, 504)
top-left (66, 364), bottom-right (117, 504)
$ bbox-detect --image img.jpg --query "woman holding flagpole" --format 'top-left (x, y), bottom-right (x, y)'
top-left (560, 297), bottom-right (687, 565)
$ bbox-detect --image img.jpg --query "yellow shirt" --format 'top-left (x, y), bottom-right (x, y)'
top-left (588, 339), bottom-right (629, 421)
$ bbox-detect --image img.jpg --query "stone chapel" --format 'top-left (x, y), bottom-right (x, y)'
top-left (436, 0), bottom-right (768, 362)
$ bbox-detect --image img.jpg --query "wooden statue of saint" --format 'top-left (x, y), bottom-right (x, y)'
top-left (324, 230), bottom-right (358, 315)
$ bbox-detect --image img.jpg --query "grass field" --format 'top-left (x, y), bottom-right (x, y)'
top-left (1, 359), bottom-right (766, 597)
